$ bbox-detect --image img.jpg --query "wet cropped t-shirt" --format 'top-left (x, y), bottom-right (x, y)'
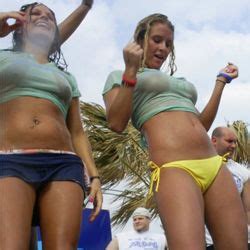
top-left (0, 50), bottom-right (81, 118)
top-left (103, 68), bottom-right (199, 130)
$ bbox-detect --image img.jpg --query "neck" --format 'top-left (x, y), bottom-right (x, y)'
top-left (22, 42), bottom-right (50, 64)
top-left (136, 228), bottom-right (149, 233)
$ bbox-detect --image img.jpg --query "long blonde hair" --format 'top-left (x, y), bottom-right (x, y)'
top-left (133, 13), bottom-right (176, 75)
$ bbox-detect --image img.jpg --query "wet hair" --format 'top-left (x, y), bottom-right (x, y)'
top-left (134, 13), bottom-right (176, 75)
top-left (12, 2), bottom-right (68, 70)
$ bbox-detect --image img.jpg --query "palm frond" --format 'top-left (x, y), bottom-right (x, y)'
top-left (80, 102), bottom-right (157, 226)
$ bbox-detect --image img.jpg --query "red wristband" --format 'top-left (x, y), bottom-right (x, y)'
top-left (122, 74), bottom-right (137, 87)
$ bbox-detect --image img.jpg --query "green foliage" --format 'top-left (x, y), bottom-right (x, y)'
top-left (80, 102), bottom-right (157, 227)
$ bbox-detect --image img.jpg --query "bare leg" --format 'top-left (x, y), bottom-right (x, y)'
top-left (204, 165), bottom-right (247, 250)
top-left (39, 181), bottom-right (84, 250)
top-left (154, 168), bottom-right (205, 250)
top-left (0, 177), bottom-right (36, 250)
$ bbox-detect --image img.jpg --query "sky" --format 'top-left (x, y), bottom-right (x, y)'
top-left (1, 0), bottom-right (250, 235)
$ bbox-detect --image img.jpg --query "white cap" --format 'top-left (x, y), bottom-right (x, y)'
top-left (132, 207), bottom-right (151, 219)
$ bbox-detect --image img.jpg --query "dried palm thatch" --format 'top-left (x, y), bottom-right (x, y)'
top-left (228, 120), bottom-right (249, 165)
top-left (80, 102), bottom-right (157, 227)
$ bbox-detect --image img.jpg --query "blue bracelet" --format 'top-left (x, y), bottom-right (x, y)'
top-left (216, 72), bottom-right (233, 83)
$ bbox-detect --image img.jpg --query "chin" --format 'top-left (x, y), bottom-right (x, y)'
top-left (151, 62), bottom-right (163, 69)
top-left (148, 65), bottom-right (161, 70)
top-left (135, 227), bottom-right (145, 232)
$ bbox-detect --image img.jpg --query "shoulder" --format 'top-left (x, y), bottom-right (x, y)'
top-left (146, 231), bottom-right (166, 240)
top-left (0, 50), bottom-right (26, 68)
top-left (152, 232), bottom-right (166, 240)
top-left (106, 70), bottom-right (123, 83)
top-left (228, 160), bottom-right (250, 179)
top-left (0, 49), bottom-right (16, 59)
top-left (63, 70), bottom-right (76, 81)
top-left (116, 230), bottom-right (135, 237)
top-left (103, 70), bottom-right (123, 95)
top-left (0, 49), bottom-right (13, 54)
top-left (228, 159), bottom-right (248, 170)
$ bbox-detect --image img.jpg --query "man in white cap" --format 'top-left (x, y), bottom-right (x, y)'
top-left (205, 126), bottom-right (250, 249)
top-left (106, 207), bottom-right (167, 249)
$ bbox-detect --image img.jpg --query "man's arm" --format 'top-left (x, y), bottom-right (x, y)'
top-left (106, 237), bottom-right (119, 250)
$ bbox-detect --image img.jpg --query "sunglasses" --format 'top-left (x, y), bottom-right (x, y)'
top-left (20, 2), bottom-right (39, 12)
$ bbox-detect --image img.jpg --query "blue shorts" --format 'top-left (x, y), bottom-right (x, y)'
top-left (0, 152), bottom-right (87, 190)
top-left (0, 152), bottom-right (87, 226)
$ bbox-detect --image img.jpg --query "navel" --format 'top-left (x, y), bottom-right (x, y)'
top-left (30, 117), bottom-right (41, 129)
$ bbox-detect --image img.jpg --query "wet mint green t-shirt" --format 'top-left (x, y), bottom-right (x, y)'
top-left (0, 50), bottom-right (81, 118)
top-left (103, 68), bottom-right (198, 130)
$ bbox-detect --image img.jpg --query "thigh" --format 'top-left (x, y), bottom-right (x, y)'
top-left (38, 181), bottom-right (84, 250)
top-left (154, 168), bottom-right (205, 250)
top-left (0, 177), bottom-right (36, 250)
top-left (204, 165), bottom-right (248, 250)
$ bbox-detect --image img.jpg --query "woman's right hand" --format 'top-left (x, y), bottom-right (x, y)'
top-left (88, 178), bottom-right (103, 222)
top-left (0, 11), bottom-right (26, 37)
top-left (123, 41), bottom-right (143, 74)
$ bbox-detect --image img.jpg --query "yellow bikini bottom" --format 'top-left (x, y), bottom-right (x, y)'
top-left (148, 155), bottom-right (226, 196)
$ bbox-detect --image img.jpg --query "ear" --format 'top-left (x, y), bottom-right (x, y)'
top-left (211, 136), bottom-right (217, 145)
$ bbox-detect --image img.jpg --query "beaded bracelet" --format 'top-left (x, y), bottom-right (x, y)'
top-left (122, 74), bottom-right (137, 87)
top-left (90, 176), bottom-right (101, 183)
top-left (216, 79), bottom-right (227, 84)
top-left (216, 72), bottom-right (233, 83)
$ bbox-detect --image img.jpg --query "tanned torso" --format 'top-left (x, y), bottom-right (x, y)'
top-left (142, 111), bottom-right (217, 165)
top-left (0, 97), bottom-right (73, 151)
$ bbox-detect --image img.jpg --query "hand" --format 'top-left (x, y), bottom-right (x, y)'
top-left (0, 11), bottom-right (26, 37)
top-left (82, 0), bottom-right (94, 8)
top-left (123, 41), bottom-right (144, 74)
top-left (218, 62), bottom-right (239, 82)
top-left (87, 178), bottom-right (103, 221)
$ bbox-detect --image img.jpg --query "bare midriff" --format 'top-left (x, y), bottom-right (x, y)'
top-left (0, 97), bottom-right (74, 151)
top-left (141, 111), bottom-right (217, 165)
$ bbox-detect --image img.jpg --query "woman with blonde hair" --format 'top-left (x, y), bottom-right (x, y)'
top-left (103, 13), bottom-right (247, 249)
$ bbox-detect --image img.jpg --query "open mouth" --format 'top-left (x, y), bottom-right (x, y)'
top-left (154, 54), bottom-right (165, 61)
top-left (36, 21), bottom-right (49, 29)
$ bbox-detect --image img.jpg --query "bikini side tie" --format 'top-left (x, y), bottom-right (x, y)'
top-left (148, 161), bottom-right (161, 197)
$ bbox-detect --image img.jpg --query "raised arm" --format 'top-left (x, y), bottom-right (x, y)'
top-left (58, 0), bottom-right (93, 45)
top-left (103, 42), bottom-right (143, 133)
top-left (199, 63), bottom-right (238, 131)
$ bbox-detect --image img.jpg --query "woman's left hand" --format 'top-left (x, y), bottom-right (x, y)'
top-left (219, 62), bottom-right (239, 81)
top-left (88, 178), bottom-right (103, 221)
